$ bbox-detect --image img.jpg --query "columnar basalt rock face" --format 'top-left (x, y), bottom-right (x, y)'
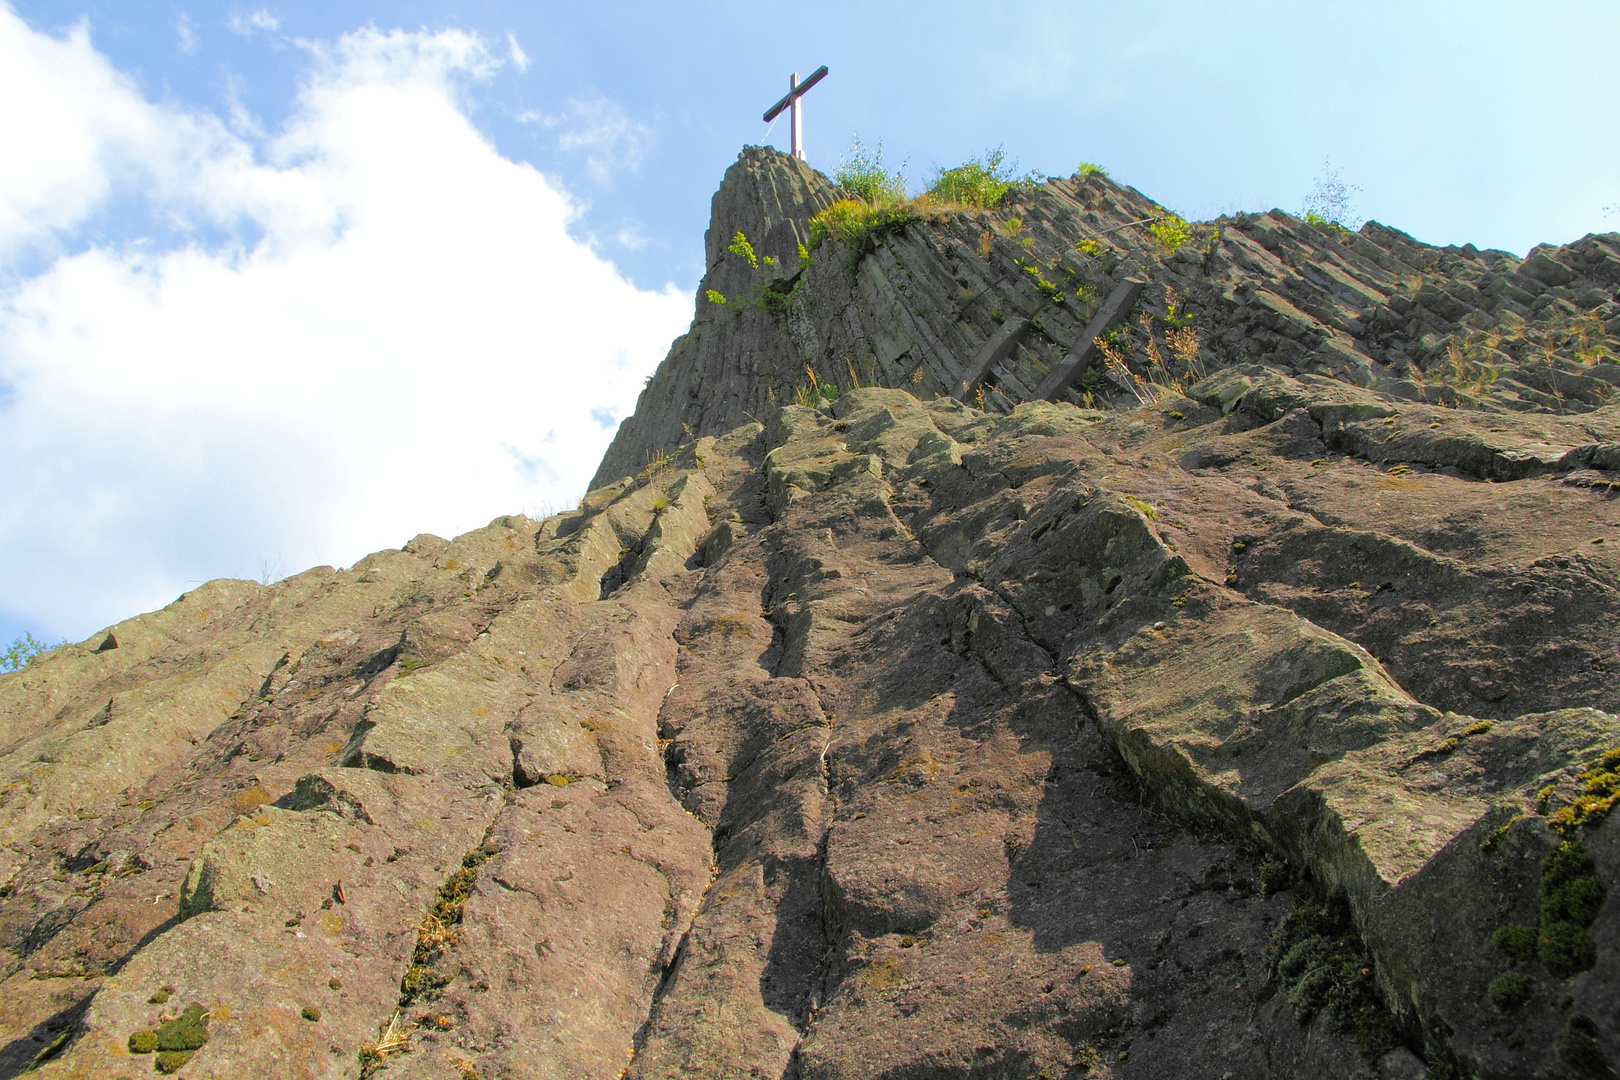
top-left (598, 148), bottom-right (1620, 489)
top-left (4, 148), bottom-right (1620, 1080)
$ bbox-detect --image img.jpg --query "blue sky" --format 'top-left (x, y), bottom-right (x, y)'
top-left (2, 0), bottom-right (1617, 648)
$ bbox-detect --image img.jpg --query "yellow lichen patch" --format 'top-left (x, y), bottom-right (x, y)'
top-left (1549, 747), bottom-right (1620, 834)
top-left (866, 955), bottom-right (904, 990)
top-left (231, 786), bottom-right (270, 816)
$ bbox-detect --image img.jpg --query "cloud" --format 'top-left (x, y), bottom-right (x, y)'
top-left (518, 96), bottom-right (653, 185)
top-left (175, 12), bottom-right (199, 54)
top-left (0, 9), bottom-right (691, 640)
top-left (506, 32), bottom-right (528, 73)
top-left (226, 9), bottom-right (281, 36)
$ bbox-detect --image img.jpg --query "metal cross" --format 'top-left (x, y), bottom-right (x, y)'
top-left (763, 65), bottom-right (828, 161)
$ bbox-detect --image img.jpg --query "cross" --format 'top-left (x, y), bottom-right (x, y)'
top-left (763, 65), bottom-right (827, 161)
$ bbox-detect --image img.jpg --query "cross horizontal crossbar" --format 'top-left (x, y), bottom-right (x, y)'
top-left (762, 65), bottom-right (828, 122)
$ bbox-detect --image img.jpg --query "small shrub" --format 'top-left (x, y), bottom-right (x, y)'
top-left (1075, 237), bottom-right (1103, 257)
top-left (833, 134), bottom-right (907, 203)
top-left (1076, 161), bottom-right (1108, 179)
top-left (927, 147), bottom-right (1019, 209)
top-left (1266, 886), bottom-right (1396, 1057)
top-left (1488, 972), bottom-right (1531, 1011)
top-left (1491, 924), bottom-right (1539, 962)
top-left (704, 288), bottom-right (729, 306)
top-left (0, 632), bottom-right (52, 673)
top-left (1148, 212), bottom-right (1193, 253)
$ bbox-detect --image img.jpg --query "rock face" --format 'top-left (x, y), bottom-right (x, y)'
top-left (597, 149), bottom-right (1620, 488)
top-left (4, 148), bottom-right (1620, 1080)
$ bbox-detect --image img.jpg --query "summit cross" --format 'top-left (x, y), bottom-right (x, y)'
top-left (762, 65), bottom-right (828, 161)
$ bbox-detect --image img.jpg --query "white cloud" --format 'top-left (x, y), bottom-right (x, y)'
top-left (175, 12), bottom-right (199, 54)
top-left (226, 9), bottom-right (281, 35)
top-left (0, 9), bottom-right (691, 640)
top-left (518, 96), bottom-right (653, 184)
top-left (506, 31), bottom-right (529, 73)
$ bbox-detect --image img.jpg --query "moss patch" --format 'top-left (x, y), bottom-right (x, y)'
top-left (128, 1030), bottom-right (157, 1054)
top-left (153, 1003), bottom-right (209, 1052)
top-left (397, 845), bottom-right (496, 1006)
top-left (1487, 972), bottom-right (1531, 1011)
top-left (154, 1049), bottom-right (193, 1074)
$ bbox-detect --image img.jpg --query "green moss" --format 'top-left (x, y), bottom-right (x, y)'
top-left (399, 845), bottom-right (497, 1005)
top-left (1491, 924), bottom-right (1539, 962)
top-left (1540, 922), bottom-right (1598, 979)
top-left (147, 986), bottom-right (173, 1005)
top-left (301, 1005), bottom-right (322, 1022)
top-left (154, 1004), bottom-right (209, 1052)
top-left (1493, 836), bottom-right (1604, 983)
top-left (154, 1050), bottom-right (193, 1073)
top-left (129, 1030), bottom-right (158, 1054)
top-left (401, 964), bottom-right (450, 999)
top-left (1487, 972), bottom-right (1531, 1011)
top-left (1555, 1012), bottom-right (1616, 1079)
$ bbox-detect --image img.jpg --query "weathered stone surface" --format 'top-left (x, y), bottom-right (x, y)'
top-left (6, 148), bottom-right (1620, 1080)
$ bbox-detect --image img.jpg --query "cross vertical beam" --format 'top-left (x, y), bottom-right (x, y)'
top-left (790, 72), bottom-right (802, 160)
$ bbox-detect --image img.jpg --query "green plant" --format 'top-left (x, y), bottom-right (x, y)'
top-left (833, 134), bottom-right (908, 203)
top-left (1488, 972), bottom-right (1531, 1011)
top-left (927, 147), bottom-right (1019, 208)
top-left (793, 365), bottom-right (840, 409)
top-left (727, 231), bottom-right (758, 269)
top-left (809, 198), bottom-right (924, 271)
top-left (1076, 161), bottom-right (1108, 179)
top-left (129, 1031), bottom-right (158, 1053)
top-left (1267, 886), bottom-right (1397, 1057)
top-left (302, 1006), bottom-right (322, 1022)
top-left (1148, 212), bottom-right (1193, 253)
top-left (1075, 238), bottom-right (1103, 257)
top-left (1, 632), bottom-right (52, 673)
top-left (704, 288), bottom-right (728, 306)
